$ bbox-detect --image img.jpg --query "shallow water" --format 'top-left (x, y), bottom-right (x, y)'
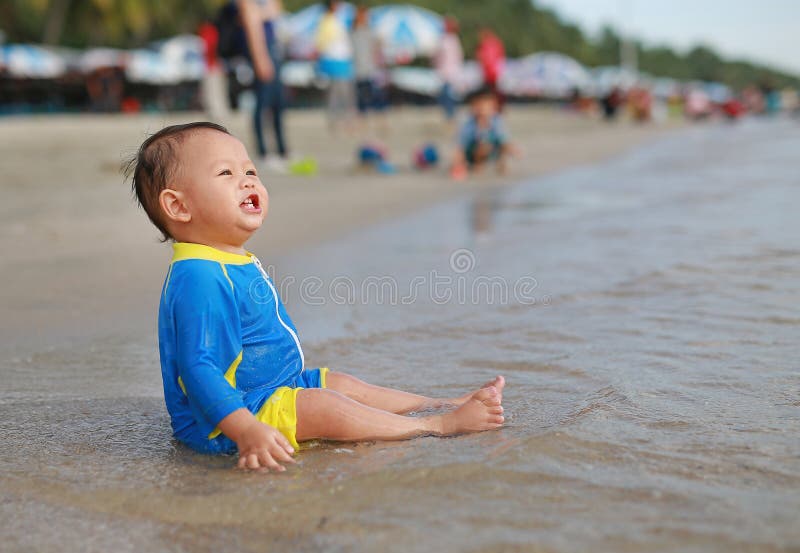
top-left (2, 118), bottom-right (799, 552)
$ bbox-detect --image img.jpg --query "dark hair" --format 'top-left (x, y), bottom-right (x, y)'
top-left (466, 85), bottom-right (497, 104)
top-left (123, 122), bottom-right (230, 241)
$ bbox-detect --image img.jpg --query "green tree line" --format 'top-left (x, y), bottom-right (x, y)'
top-left (3, 0), bottom-right (798, 89)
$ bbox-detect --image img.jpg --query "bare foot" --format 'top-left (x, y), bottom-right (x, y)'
top-left (436, 386), bottom-right (504, 435)
top-left (451, 375), bottom-right (505, 407)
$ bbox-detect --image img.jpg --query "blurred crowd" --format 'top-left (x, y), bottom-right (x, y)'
top-left (2, 1), bottom-right (799, 178)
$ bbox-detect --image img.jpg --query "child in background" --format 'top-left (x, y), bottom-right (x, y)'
top-left (315, 0), bottom-right (355, 132)
top-left (451, 86), bottom-right (517, 180)
top-left (352, 5), bottom-right (387, 129)
top-left (126, 122), bottom-right (506, 471)
top-left (434, 16), bottom-right (464, 123)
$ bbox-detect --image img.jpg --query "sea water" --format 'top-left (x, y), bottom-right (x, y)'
top-left (2, 118), bottom-right (798, 552)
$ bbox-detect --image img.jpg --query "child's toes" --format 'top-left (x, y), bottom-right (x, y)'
top-left (473, 386), bottom-right (497, 404)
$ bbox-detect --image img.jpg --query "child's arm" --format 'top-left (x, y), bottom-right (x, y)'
top-left (217, 408), bottom-right (296, 471)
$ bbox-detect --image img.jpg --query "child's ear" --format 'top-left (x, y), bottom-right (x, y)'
top-left (159, 188), bottom-right (191, 224)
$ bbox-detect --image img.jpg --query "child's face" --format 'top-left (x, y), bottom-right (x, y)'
top-left (170, 130), bottom-right (268, 250)
top-left (471, 95), bottom-right (497, 121)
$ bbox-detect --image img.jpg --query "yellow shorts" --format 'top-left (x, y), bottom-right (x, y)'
top-left (254, 367), bottom-right (328, 449)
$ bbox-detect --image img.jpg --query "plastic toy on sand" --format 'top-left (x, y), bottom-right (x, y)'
top-left (358, 143), bottom-right (397, 174)
top-left (413, 143), bottom-right (439, 170)
top-left (288, 156), bottom-right (319, 176)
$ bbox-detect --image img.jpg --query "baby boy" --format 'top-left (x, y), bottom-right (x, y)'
top-left (126, 122), bottom-right (505, 470)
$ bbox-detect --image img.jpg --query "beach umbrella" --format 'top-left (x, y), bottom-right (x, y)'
top-left (590, 65), bottom-right (639, 96)
top-left (126, 35), bottom-right (204, 84)
top-left (281, 60), bottom-right (316, 88)
top-left (368, 4), bottom-right (444, 64)
top-left (500, 52), bottom-right (590, 99)
top-left (283, 2), bottom-right (355, 60)
top-left (80, 48), bottom-right (126, 73)
top-left (704, 81), bottom-right (732, 104)
top-left (652, 77), bottom-right (680, 100)
top-left (389, 66), bottom-right (440, 96)
top-left (1, 44), bottom-right (67, 78)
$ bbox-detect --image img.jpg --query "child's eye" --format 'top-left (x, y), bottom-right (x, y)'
top-left (246, 170), bottom-right (257, 176)
top-left (218, 169), bottom-right (232, 176)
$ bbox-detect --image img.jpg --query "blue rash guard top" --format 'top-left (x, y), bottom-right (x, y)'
top-left (158, 242), bottom-right (305, 454)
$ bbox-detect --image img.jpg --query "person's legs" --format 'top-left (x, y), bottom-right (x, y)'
top-left (295, 384), bottom-right (504, 443)
top-left (326, 371), bottom-right (504, 414)
top-left (327, 81), bottom-right (340, 130)
top-left (253, 80), bottom-right (268, 158)
top-left (356, 79), bottom-right (370, 116)
top-left (440, 82), bottom-right (456, 120)
top-left (268, 79), bottom-right (288, 157)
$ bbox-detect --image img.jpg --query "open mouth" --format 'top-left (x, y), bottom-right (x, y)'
top-left (240, 194), bottom-right (261, 211)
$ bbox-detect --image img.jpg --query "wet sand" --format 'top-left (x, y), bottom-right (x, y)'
top-left (2, 109), bottom-right (799, 552)
top-left (0, 106), bottom-right (675, 350)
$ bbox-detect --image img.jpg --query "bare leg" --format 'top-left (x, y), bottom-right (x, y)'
top-left (295, 385), bottom-right (504, 443)
top-left (326, 371), bottom-right (505, 414)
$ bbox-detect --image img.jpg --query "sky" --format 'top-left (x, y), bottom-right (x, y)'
top-left (537, 0), bottom-right (800, 75)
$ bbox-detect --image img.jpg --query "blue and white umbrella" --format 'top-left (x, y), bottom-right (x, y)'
top-left (126, 35), bottom-right (204, 84)
top-left (500, 52), bottom-right (591, 99)
top-left (1, 44), bottom-right (67, 78)
top-left (283, 2), bottom-right (355, 60)
top-left (369, 4), bottom-right (443, 63)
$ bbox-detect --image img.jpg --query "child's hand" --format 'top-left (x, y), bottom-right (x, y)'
top-left (235, 418), bottom-right (296, 471)
top-left (218, 408), bottom-right (296, 471)
top-left (450, 163), bottom-right (468, 181)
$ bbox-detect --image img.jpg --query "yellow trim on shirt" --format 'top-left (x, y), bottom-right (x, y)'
top-left (163, 263), bottom-right (174, 296)
top-left (171, 242), bottom-right (253, 265)
top-left (224, 350), bottom-right (243, 389)
top-left (219, 263), bottom-right (234, 291)
top-left (207, 350), bottom-right (244, 439)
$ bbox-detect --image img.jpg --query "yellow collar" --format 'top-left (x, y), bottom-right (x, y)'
top-left (171, 242), bottom-right (253, 265)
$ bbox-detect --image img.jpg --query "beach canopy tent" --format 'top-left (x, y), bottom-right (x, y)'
top-left (280, 60), bottom-right (316, 87)
top-left (651, 77), bottom-right (680, 99)
top-left (499, 52), bottom-right (591, 99)
top-left (703, 81), bottom-right (732, 104)
top-left (389, 66), bottom-right (440, 96)
top-left (79, 48), bottom-right (127, 73)
top-left (282, 3), bottom-right (443, 64)
top-left (590, 65), bottom-right (640, 96)
top-left (126, 34), bottom-right (205, 84)
top-left (282, 2), bottom-right (356, 60)
top-left (1, 44), bottom-right (68, 78)
top-left (368, 5), bottom-right (443, 64)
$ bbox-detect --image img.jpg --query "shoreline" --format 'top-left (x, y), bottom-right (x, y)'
top-left (0, 106), bottom-right (683, 351)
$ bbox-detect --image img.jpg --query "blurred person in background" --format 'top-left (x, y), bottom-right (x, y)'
top-left (601, 86), bottom-right (624, 121)
top-left (351, 5), bottom-right (387, 133)
top-left (86, 66), bottom-right (124, 112)
top-left (476, 28), bottom-right (505, 110)
top-left (434, 16), bottom-right (463, 125)
top-left (628, 85), bottom-right (652, 123)
top-left (238, 0), bottom-right (290, 173)
top-left (316, 0), bottom-right (355, 133)
top-left (198, 19), bottom-right (229, 122)
top-left (450, 86), bottom-right (518, 180)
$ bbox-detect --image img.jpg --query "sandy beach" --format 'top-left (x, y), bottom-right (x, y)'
top-left (0, 106), bottom-right (675, 349)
